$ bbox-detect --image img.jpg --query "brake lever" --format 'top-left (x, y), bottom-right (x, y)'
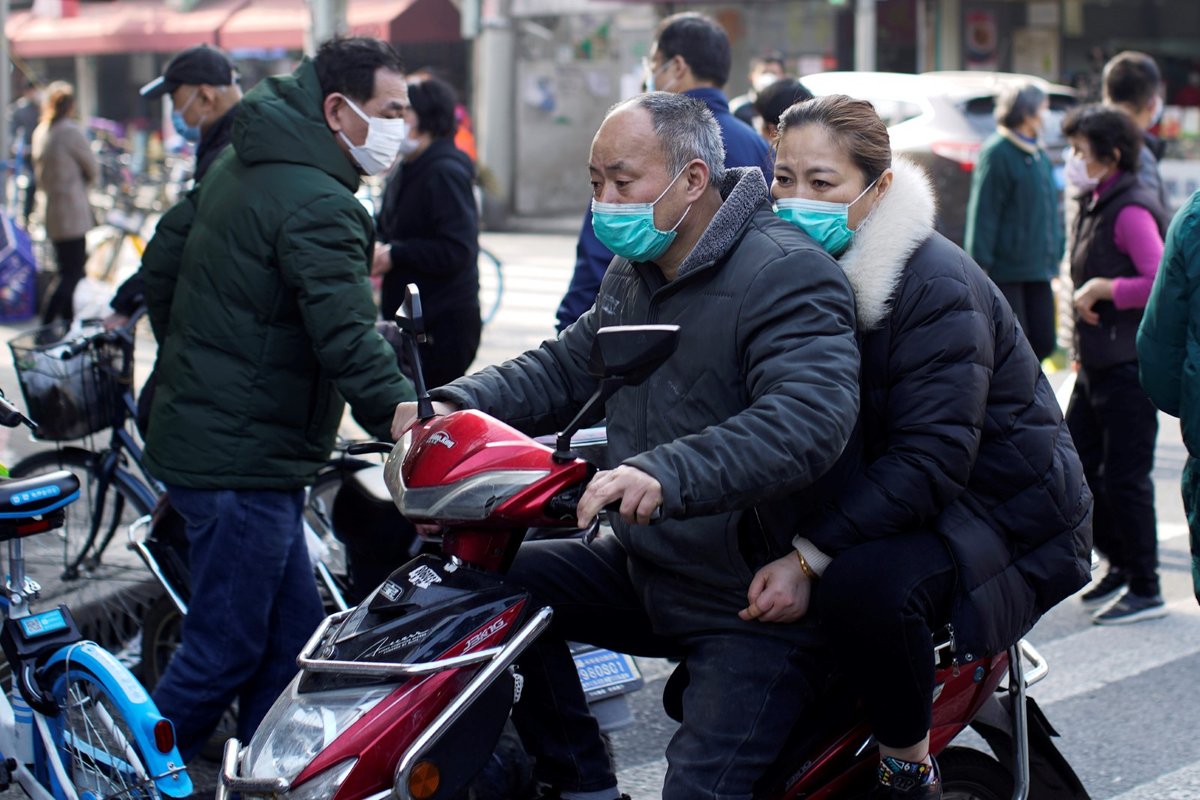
top-left (346, 442), bottom-right (394, 456)
top-left (0, 392), bottom-right (35, 431)
top-left (602, 502), bottom-right (663, 525)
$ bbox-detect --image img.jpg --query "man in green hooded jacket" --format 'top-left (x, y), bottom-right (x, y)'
top-left (142, 37), bottom-right (415, 756)
top-left (1138, 190), bottom-right (1200, 607)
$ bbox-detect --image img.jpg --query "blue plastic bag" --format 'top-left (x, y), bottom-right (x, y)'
top-left (0, 215), bottom-right (38, 322)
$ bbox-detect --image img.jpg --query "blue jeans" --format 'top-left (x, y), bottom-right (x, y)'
top-left (151, 485), bottom-right (325, 760)
top-left (507, 533), bottom-right (824, 800)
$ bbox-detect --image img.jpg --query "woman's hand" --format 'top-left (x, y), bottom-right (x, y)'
top-left (1073, 277), bottom-right (1114, 326)
top-left (371, 243), bottom-right (393, 278)
top-left (738, 552), bottom-right (813, 624)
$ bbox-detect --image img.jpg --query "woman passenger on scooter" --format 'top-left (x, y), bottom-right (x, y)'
top-left (738, 94), bottom-right (1093, 799)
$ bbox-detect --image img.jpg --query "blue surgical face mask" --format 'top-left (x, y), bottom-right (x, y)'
top-left (591, 164), bottom-right (691, 263)
top-left (774, 178), bottom-right (879, 257)
top-left (643, 57), bottom-right (676, 94)
top-left (171, 89), bottom-right (202, 143)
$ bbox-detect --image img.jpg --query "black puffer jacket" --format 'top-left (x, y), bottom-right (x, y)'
top-left (796, 160), bottom-right (1093, 659)
top-left (377, 137), bottom-right (479, 323)
top-left (433, 168), bottom-right (860, 641)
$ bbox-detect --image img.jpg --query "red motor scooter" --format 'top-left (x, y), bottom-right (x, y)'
top-left (216, 285), bottom-right (1089, 800)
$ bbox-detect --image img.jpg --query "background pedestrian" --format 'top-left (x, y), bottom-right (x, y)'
top-left (31, 81), bottom-right (98, 327)
top-left (373, 74), bottom-right (480, 390)
top-left (965, 82), bottom-right (1062, 361)
top-left (753, 77), bottom-right (813, 144)
top-left (9, 80), bottom-right (40, 227)
top-left (1064, 104), bottom-right (1169, 624)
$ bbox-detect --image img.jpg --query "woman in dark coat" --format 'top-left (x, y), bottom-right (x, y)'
top-left (373, 75), bottom-right (480, 388)
top-left (739, 95), bottom-right (1092, 799)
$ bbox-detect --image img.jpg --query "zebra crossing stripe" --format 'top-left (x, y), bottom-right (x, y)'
top-left (1105, 762), bottom-right (1200, 800)
top-left (1022, 598), bottom-right (1200, 706)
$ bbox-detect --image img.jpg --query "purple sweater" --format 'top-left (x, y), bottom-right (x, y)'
top-left (1094, 172), bottom-right (1165, 310)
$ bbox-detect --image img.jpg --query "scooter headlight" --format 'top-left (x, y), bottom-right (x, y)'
top-left (242, 676), bottom-right (391, 786)
top-left (397, 469), bottom-right (551, 520)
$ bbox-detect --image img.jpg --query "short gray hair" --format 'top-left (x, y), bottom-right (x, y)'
top-left (610, 92), bottom-right (726, 186)
top-left (995, 82), bottom-right (1047, 130)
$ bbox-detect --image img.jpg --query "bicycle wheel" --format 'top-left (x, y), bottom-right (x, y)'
top-left (138, 593), bottom-right (182, 691)
top-left (478, 247), bottom-right (504, 326)
top-left (9, 447), bottom-right (154, 580)
top-left (44, 663), bottom-right (168, 799)
top-left (84, 228), bottom-right (125, 283)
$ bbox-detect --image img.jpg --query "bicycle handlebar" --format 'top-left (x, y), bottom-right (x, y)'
top-left (59, 306), bottom-right (147, 359)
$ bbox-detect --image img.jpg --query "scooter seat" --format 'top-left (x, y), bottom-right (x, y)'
top-left (0, 470), bottom-right (79, 519)
top-left (347, 466), bottom-right (392, 506)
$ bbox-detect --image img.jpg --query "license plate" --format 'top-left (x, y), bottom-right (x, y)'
top-left (574, 648), bottom-right (643, 699)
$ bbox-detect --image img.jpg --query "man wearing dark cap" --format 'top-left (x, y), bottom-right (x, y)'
top-left (104, 45), bottom-right (244, 412)
top-left (139, 44), bottom-right (243, 183)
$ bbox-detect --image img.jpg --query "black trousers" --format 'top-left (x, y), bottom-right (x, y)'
top-left (1066, 361), bottom-right (1160, 595)
top-left (420, 308), bottom-right (482, 389)
top-left (816, 531), bottom-right (957, 749)
top-left (996, 280), bottom-right (1056, 362)
top-left (506, 533), bottom-right (825, 800)
top-left (42, 237), bottom-right (87, 325)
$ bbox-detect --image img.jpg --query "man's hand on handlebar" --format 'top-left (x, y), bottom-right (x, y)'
top-left (102, 313), bottom-right (130, 332)
top-left (391, 400), bottom-right (459, 440)
top-left (739, 552), bottom-right (812, 624)
top-left (577, 465), bottom-right (663, 528)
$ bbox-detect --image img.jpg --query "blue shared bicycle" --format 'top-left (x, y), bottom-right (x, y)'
top-left (0, 389), bottom-right (191, 799)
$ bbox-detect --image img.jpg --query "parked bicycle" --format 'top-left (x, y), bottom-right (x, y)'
top-left (7, 312), bottom-right (159, 580)
top-left (479, 246), bottom-right (503, 326)
top-left (0, 387), bottom-right (192, 799)
top-left (87, 196), bottom-right (149, 285)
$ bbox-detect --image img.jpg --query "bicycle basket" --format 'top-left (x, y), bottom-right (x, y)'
top-left (8, 322), bottom-right (128, 441)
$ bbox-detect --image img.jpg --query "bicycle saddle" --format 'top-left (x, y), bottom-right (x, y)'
top-left (0, 470), bottom-right (80, 519)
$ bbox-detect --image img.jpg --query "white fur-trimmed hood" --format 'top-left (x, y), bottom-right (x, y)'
top-left (839, 157), bottom-right (938, 330)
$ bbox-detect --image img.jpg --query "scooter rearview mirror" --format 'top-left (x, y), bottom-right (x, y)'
top-left (394, 285), bottom-right (426, 339)
top-left (557, 324), bottom-right (681, 462)
top-left (592, 325), bottom-right (680, 385)
top-left (394, 284), bottom-right (435, 421)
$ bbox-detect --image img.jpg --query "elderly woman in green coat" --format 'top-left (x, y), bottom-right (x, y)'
top-left (965, 82), bottom-right (1063, 361)
top-left (1138, 189), bottom-right (1200, 605)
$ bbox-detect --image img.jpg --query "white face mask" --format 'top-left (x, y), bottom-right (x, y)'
top-left (1064, 152), bottom-right (1101, 192)
top-left (337, 96), bottom-right (408, 175)
top-left (752, 73), bottom-right (780, 93)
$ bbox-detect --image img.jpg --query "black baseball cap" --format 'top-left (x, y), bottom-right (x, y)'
top-left (140, 45), bottom-right (236, 100)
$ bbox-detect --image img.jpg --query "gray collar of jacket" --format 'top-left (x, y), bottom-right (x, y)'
top-left (675, 166), bottom-right (770, 279)
top-left (837, 157), bottom-right (937, 331)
